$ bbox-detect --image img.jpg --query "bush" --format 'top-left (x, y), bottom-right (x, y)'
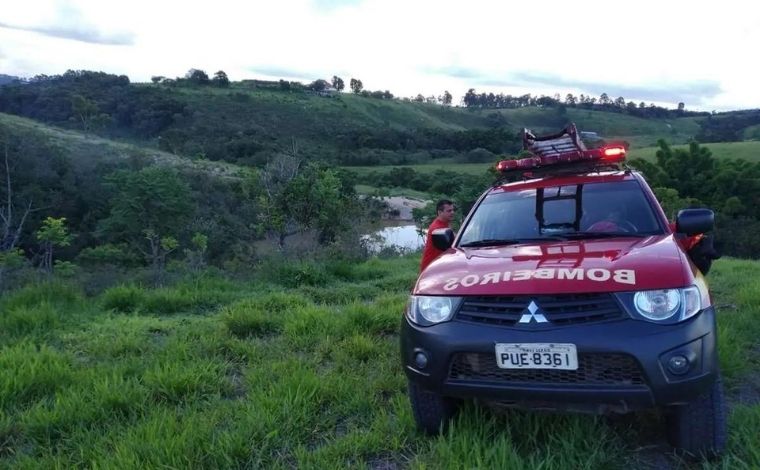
top-left (1, 281), bottom-right (83, 311)
top-left (257, 259), bottom-right (333, 287)
top-left (0, 302), bottom-right (61, 336)
top-left (101, 284), bottom-right (146, 312)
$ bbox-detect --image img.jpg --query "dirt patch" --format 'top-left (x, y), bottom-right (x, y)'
top-left (381, 197), bottom-right (428, 221)
top-left (366, 453), bottom-right (404, 470)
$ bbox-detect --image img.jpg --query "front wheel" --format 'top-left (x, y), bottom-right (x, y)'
top-left (408, 380), bottom-right (460, 435)
top-left (665, 373), bottom-right (727, 459)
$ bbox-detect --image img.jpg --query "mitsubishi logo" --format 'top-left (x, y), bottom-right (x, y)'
top-left (518, 300), bottom-right (549, 324)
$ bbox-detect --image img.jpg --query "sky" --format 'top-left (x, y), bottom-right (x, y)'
top-left (1, 0), bottom-right (759, 111)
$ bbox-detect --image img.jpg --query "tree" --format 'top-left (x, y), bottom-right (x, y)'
top-left (565, 94), bottom-right (577, 106)
top-left (257, 155), bottom-right (302, 250)
top-left (151, 76), bottom-right (165, 84)
top-left (185, 68), bottom-right (210, 85)
top-left (212, 70), bottom-right (230, 87)
top-left (308, 79), bottom-right (330, 92)
top-left (143, 229), bottom-right (178, 285)
top-left (71, 94), bottom-right (99, 134)
top-left (99, 167), bottom-right (191, 283)
top-left (349, 78), bottom-right (363, 94)
top-left (257, 156), bottom-right (359, 249)
top-left (440, 90), bottom-right (453, 106)
top-left (0, 135), bottom-right (33, 287)
top-left (36, 216), bottom-right (73, 274)
top-left (184, 232), bottom-right (208, 272)
top-left (331, 75), bottom-right (345, 91)
top-left (463, 88), bottom-right (478, 107)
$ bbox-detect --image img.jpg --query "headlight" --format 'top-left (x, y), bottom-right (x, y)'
top-left (634, 289), bottom-right (680, 320)
top-left (625, 286), bottom-right (703, 323)
top-left (405, 296), bottom-right (462, 326)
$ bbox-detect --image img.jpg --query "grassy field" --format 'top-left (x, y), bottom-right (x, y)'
top-left (627, 140), bottom-right (760, 162)
top-left (344, 140), bottom-right (760, 184)
top-left (1, 256), bottom-right (758, 468)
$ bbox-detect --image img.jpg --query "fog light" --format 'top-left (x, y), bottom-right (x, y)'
top-left (667, 354), bottom-right (690, 375)
top-left (414, 351), bottom-right (429, 369)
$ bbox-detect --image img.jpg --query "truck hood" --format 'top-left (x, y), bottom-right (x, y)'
top-left (415, 235), bottom-right (690, 295)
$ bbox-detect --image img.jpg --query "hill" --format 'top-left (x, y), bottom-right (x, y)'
top-left (0, 112), bottom-right (260, 266)
top-left (0, 71), bottom-right (735, 169)
top-left (0, 112), bottom-right (244, 178)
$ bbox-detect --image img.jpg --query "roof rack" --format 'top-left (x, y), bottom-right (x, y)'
top-left (493, 123), bottom-right (627, 184)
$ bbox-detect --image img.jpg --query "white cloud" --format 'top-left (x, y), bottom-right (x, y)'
top-left (0, 0), bottom-right (758, 110)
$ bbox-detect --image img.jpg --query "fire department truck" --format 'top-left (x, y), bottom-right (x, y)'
top-left (401, 124), bottom-right (725, 458)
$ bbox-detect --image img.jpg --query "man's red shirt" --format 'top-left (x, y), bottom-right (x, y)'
top-left (420, 218), bottom-right (450, 272)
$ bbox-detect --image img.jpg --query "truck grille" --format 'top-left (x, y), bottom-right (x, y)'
top-left (448, 353), bottom-right (645, 386)
top-left (456, 293), bottom-right (624, 327)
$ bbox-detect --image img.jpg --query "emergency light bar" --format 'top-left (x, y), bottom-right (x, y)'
top-left (496, 145), bottom-right (626, 173)
top-left (497, 122), bottom-right (627, 176)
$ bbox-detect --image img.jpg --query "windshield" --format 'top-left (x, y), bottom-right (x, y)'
top-left (459, 180), bottom-right (664, 246)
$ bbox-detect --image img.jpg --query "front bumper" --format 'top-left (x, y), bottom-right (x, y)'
top-left (401, 307), bottom-right (718, 411)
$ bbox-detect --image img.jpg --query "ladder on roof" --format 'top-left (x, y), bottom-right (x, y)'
top-left (522, 123), bottom-right (587, 158)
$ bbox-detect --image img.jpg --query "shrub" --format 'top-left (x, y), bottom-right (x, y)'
top-left (0, 302), bottom-right (60, 336)
top-left (258, 259), bottom-right (333, 287)
top-left (101, 284), bottom-right (146, 313)
top-left (1, 281), bottom-right (83, 311)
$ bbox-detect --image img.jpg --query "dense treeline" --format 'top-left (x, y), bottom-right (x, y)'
top-left (0, 70), bottom-right (185, 139)
top-left (0, 71), bottom-right (513, 167)
top-left (695, 109), bottom-right (760, 142)
top-left (461, 88), bottom-right (709, 120)
top-left (630, 141), bottom-right (760, 257)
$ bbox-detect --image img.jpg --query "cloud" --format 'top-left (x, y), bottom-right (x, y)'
top-left (0, 22), bottom-right (134, 45)
top-left (424, 66), bottom-right (722, 105)
top-left (311, 0), bottom-right (364, 12)
top-left (507, 72), bottom-right (722, 104)
top-left (247, 65), bottom-right (320, 81)
top-left (422, 66), bottom-right (480, 80)
top-left (0, 2), bottom-right (134, 46)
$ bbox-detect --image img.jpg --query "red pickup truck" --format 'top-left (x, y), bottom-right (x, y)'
top-left (401, 124), bottom-right (725, 459)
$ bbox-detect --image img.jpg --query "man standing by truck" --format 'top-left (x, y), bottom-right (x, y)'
top-left (419, 199), bottom-right (455, 272)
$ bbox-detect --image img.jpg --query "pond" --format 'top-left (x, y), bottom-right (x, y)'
top-left (364, 222), bottom-right (424, 253)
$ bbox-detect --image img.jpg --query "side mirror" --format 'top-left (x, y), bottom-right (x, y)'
top-left (675, 208), bottom-right (714, 236)
top-left (431, 228), bottom-right (455, 251)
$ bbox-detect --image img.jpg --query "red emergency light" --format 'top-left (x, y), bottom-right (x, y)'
top-left (496, 145), bottom-right (626, 174)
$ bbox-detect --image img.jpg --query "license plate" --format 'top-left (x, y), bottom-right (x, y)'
top-left (495, 343), bottom-right (578, 370)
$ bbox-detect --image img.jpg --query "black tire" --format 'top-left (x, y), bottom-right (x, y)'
top-left (408, 380), bottom-right (460, 435)
top-left (665, 374), bottom-right (727, 459)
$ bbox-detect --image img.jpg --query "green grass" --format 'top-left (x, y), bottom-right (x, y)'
top-left (345, 139), bottom-right (760, 182)
top-left (628, 140), bottom-right (760, 162)
top-left (349, 162), bottom-right (492, 177)
top-left (0, 257), bottom-right (758, 467)
top-left (470, 107), bottom-right (701, 147)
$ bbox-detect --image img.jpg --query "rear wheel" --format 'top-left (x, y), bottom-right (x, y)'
top-left (665, 374), bottom-right (727, 459)
top-left (408, 380), bottom-right (460, 435)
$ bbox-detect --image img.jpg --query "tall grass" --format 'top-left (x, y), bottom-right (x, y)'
top-left (0, 256), bottom-right (757, 467)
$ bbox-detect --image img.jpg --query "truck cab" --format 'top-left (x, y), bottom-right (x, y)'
top-left (401, 124), bottom-right (725, 459)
